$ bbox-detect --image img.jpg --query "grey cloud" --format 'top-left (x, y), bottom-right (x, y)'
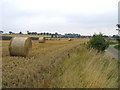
top-left (1, 1), bottom-right (118, 35)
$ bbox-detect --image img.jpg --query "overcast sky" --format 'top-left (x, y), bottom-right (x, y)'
top-left (1, 0), bottom-right (119, 35)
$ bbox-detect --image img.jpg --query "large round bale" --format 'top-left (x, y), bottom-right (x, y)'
top-left (9, 37), bottom-right (32, 57)
top-left (68, 38), bottom-right (72, 41)
top-left (57, 38), bottom-right (60, 40)
top-left (39, 37), bottom-right (45, 43)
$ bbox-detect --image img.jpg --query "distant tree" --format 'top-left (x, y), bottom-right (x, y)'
top-left (31, 32), bottom-right (37, 35)
top-left (55, 32), bottom-right (58, 35)
top-left (43, 32), bottom-right (45, 35)
top-left (34, 32), bottom-right (37, 35)
top-left (113, 35), bottom-right (116, 38)
top-left (19, 32), bottom-right (22, 34)
top-left (28, 32), bottom-right (31, 35)
top-left (27, 31), bottom-right (29, 34)
top-left (9, 31), bottom-right (12, 34)
top-left (41, 33), bottom-right (43, 35)
top-left (116, 24), bottom-right (120, 28)
top-left (0, 31), bottom-right (3, 34)
top-left (55, 32), bottom-right (58, 38)
top-left (113, 35), bottom-right (119, 39)
top-left (51, 34), bottom-right (54, 38)
top-left (46, 32), bottom-right (49, 35)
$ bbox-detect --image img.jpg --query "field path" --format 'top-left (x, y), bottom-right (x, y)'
top-left (106, 44), bottom-right (119, 60)
top-left (2, 39), bottom-right (88, 88)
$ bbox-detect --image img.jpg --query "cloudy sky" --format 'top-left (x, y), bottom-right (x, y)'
top-left (1, 0), bottom-right (119, 35)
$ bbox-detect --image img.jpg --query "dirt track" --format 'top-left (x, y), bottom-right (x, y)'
top-left (2, 38), bottom-right (88, 88)
top-left (106, 44), bottom-right (118, 60)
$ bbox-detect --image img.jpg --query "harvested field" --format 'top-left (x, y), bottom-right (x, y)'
top-left (2, 38), bottom-right (89, 88)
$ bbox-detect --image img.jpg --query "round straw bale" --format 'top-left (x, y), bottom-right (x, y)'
top-left (68, 38), bottom-right (72, 41)
top-left (9, 37), bottom-right (32, 57)
top-left (47, 38), bottom-right (51, 40)
top-left (39, 37), bottom-right (45, 43)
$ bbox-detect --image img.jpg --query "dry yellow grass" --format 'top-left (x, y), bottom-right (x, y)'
top-left (49, 45), bottom-right (118, 88)
top-left (2, 37), bottom-right (117, 88)
top-left (2, 38), bottom-right (88, 88)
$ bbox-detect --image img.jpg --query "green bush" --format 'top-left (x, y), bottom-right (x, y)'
top-left (87, 33), bottom-right (109, 52)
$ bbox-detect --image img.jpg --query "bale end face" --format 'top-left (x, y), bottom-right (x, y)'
top-left (68, 38), bottom-right (72, 41)
top-left (9, 37), bottom-right (32, 57)
top-left (39, 37), bottom-right (45, 43)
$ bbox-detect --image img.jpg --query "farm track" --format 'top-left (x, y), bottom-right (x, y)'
top-left (106, 44), bottom-right (118, 60)
top-left (2, 39), bottom-right (88, 88)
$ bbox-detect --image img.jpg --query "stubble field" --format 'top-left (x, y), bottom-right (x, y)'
top-left (2, 38), bottom-right (89, 88)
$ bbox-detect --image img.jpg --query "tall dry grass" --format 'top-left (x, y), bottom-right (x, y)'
top-left (50, 45), bottom-right (118, 88)
top-left (2, 39), bottom-right (118, 88)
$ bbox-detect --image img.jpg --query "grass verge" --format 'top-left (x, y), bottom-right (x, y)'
top-left (114, 45), bottom-right (120, 50)
top-left (49, 45), bottom-right (118, 88)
